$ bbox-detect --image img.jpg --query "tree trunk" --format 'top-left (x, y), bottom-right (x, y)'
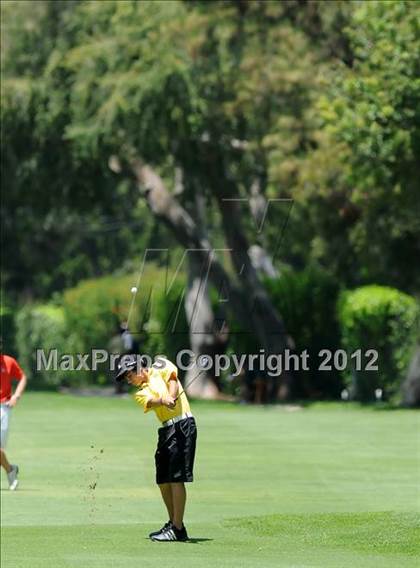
top-left (401, 345), bottom-right (420, 407)
top-left (214, 187), bottom-right (288, 353)
top-left (215, 190), bottom-right (291, 399)
top-left (249, 178), bottom-right (279, 278)
top-left (184, 251), bottom-right (220, 398)
top-left (248, 244), bottom-right (278, 278)
top-left (184, 190), bottom-right (220, 398)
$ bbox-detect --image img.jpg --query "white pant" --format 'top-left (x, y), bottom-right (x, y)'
top-left (0, 404), bottom-right (11, 448)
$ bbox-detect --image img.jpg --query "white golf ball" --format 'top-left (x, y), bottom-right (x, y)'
top-left (131, 286), bottom-right (138, 294)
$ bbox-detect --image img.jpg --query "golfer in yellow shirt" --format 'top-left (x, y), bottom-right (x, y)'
top-left (115, 354), bottom-right (197, 542)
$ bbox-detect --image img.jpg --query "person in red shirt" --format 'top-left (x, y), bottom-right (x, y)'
top-left (1, 353), bottom-right (27, 490)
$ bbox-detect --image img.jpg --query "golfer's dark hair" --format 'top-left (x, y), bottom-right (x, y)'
top-left (117, 354), bottom-right (149, 376)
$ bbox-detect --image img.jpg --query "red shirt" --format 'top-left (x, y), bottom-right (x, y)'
top-left (1, 354), bottom-right (24, 403)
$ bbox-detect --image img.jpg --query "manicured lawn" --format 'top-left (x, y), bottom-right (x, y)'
top-left (1, 393), bottom-right (419, 567)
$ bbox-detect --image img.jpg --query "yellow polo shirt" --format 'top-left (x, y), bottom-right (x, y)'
top-left (134, 358), bottom-right (191, 424)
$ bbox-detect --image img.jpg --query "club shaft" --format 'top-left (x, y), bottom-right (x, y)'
top-left (174, 369), bottom-right (204, 401)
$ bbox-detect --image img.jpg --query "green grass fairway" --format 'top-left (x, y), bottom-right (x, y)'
top-left (1, 393), bottom-right (419, 567)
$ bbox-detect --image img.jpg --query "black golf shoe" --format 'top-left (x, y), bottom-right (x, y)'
top-left (150, 523), bottom-right (189, 542)
top-left (148, 521), bottom-right (171, 539)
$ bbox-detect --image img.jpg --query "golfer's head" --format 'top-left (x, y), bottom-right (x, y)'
top-left (115, 354), bottom-right (149, 385)
top-left (124, 367), bottom-right (148, 386)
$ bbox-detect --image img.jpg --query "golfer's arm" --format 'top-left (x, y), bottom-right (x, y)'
top-left (145, 373), bottom-right (178, 408)
top-left (13, 374), bottom-right (27, 399)
top-left (168, 373), bottom-right (179, 398)
top-left (146, 395), bottom-right (165, 409)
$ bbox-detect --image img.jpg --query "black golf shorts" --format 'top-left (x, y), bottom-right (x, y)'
top-left (155, 416), bottom-right (197, 484)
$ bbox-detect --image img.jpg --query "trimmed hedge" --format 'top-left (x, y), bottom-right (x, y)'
top-left (338, 285), bottom-right (419, 402)
top-left (14, 266), bottom-right (189, 388)
top-left (15, 304), bottom-right (80, 388)
top-left (62, 272), bottom-right (151, 351)
top-left (63, 266), bottom-right (188, 354)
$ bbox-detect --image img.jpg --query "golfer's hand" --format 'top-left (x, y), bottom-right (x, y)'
top-left (162, 395), bottom-right (176, 409)
top-left (7, 395), bottom-right (19, 408)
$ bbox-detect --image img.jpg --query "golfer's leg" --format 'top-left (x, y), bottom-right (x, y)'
top-left (158, 483), bottom-right (174, 521)
top-left (0, 448), bottom-right (12, 473)
top-left (171, 482), bottom-right (186, 530)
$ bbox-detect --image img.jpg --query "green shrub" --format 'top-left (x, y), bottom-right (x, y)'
top-left (15, 304), bottom-right (80, 388)
top-left (338, 285), bottom-right (420, 402)
top-left (265, 266), bottom-right (342, 399)
top-left (63, 273), bottom-right (143, 351)
top-left (62, 266), bottom-right (188, 383)
top-left (12, 264), bottom-right (189, 389)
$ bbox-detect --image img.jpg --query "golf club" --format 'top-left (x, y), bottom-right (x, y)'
top-left (175, 366), bottom-right (207, 401)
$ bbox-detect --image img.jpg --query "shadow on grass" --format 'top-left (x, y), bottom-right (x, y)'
top-left (146, 537), bottom-right (213, 544)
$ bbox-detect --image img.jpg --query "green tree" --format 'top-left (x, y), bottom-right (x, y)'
top-left (288, 0), bottom-right (420, 292)
top-left (1, 1), bottom-right (169, 298)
